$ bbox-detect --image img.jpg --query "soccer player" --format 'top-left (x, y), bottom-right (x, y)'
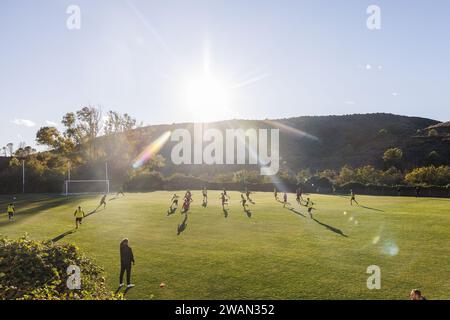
top-left (415, 186), bottom-right (421, 198)
top-left (7, 203), bottom-right (15, 221)
top-left (350, 190), bottom-right (359, 206)
top-left (274, 187), bottom-right (278, 200)
top-left (202, 188), bottom-right (208, 205)
top-left (182, 195), bottom-right (193, 213)
top-left (184, 190), bottom-right (192, 202)
top-left (304, 197), bottom-right (314, 207)
top-left (240, 193), bottom-right (248, 209)
top-left (296, 188), bottom-right (303, 204)
top-left (220, 193), bottom-right (228, 210)
top-left (171, 194), bottom-right (179, 209)
top-left (308, 207), bottom-right (316, 219)
top-left (117, 187), bottom-right (125, 197)
top-left (119, 238), bottom-right (135, 289)
top-left (245, 188), bottom-right (254, 203)
top-left (283, 192), bottom-right (288, 207)
top-left (223, 188), bottom-right (230, 200)
top-left (74, 206), bottom-right (85, 229)
top-left (99, 194), bottom-right (107, 209)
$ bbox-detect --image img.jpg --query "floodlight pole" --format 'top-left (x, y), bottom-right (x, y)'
top-left (68, 160), bottom-right (71, 181)
top-left (105, 162), bottom-right (110, 194)
top-left (22, 159), bottom-right (25, 194)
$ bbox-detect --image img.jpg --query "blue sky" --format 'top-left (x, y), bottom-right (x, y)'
top-left (1, 0), bottom-right (450, 149)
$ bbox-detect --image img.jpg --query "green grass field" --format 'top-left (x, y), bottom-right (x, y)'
top-left (1, 191), bottom-right (449, 300)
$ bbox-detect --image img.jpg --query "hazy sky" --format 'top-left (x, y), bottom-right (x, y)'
top-left (1, 0), bottom-right (450, 149)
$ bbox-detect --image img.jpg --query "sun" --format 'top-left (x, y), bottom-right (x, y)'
top-left (185, 73), bottom-right (231, 122)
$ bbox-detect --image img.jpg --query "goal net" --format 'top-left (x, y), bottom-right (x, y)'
top-left (64, 180), bottom-right (110, 196)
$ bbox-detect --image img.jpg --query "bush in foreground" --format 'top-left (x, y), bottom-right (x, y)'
top-left (0, 235), bottom-right (122, 300)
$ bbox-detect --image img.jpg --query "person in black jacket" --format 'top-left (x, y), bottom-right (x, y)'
top-left (119, 238), bottom-right (135, 289)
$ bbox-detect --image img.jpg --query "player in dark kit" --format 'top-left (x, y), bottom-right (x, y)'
top-left (240, 193), bottom-right (248, 210)
top-left (245, 188), bottom-right (254, 204)
top-left (350, 190), bottom-right (359, 206)
top-left (296, 188), bottom-right (303, 204)
top-left (99, 194), bottom-right (107, 209)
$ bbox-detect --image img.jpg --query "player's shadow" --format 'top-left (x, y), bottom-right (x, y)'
top-left (177, 214), bottom-right (188, 236)
top-left (244, 208), bottom-right (252, 218)
top-left (167, 207), bottom-right (177, 216)
top-left (51, 229), bottom-right (76, 243)
top-left (86, 207), bottom-right (105, 217)
top-left (360, 205), bottom-right (385, 212)
top-left (288, 208), bottom-right (306, 218)
top-left (202, 201), bottom-right (208, 208)
top-left (115, 285), bottom-right (134, 295)
top-left (0, 196), bottom-right (82, 227)
top-left (312, 218), bottom-right (348, 238)
top-left (223, 208), bottom-right (229, 218)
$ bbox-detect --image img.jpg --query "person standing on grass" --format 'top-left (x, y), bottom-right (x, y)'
top-left (283, 192), bottom-right (288, 207)
top-left (119, 238), bottom-right (135, 289)
top-left (99, 194), bottom-right (107, 209)
top-left (7, 203), bottom-right (15, 221)
top-left (220, 192), bottom-right (228, 210)
top-left (350, 190), bottom-right (359, 206)
top-left (74, 206), bottom-right (85, 229)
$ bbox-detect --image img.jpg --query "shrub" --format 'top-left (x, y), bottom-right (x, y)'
top-left (0, 235), bottom-right (122, 300)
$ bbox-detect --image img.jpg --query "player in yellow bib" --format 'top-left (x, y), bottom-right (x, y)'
top-left (7, 203), bottom-right (15, 221)
top-left (74, 206), bottom-right (85, 229)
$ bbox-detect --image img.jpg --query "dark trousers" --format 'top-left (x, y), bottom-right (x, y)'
top-left (120, 263), bottom-right (132, 285)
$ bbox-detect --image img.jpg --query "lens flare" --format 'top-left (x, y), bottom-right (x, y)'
top-left (381, 240), bottom-right (399, 256)
top-left (132, 131), bottom-right (171, 169)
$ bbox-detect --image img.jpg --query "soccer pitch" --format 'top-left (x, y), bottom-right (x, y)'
top-left (1, 191), bottom-right (449, 300)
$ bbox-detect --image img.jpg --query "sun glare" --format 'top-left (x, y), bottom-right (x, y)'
top-left (185, 74), bottom-right (231, 122)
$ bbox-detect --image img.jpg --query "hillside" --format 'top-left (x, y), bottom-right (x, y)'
top-left (123, 113), bottom-right (448, 176)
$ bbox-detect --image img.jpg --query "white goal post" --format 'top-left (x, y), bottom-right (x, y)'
top-left (64, 180), bottom-right (110, 196)
top-left (64, 162), bottom-right (110, 196)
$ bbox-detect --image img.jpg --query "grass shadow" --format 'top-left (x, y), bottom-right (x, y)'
top-left (51, 229), bottom-right (76, 243)
top-left (85, 207), bottom-right (105, 217)
top-left (0, 195), bottom-right (86, 228)
top-left (312, 218), bottom-right (348, 238)
top-left (167, 207), bottom-right (177, 216)
top-left (177, 214), bottom-right (188, 236)
top-left (288, 207), bottom-right (306, 218)
top-left (360, 205), bottom-right (385, 212)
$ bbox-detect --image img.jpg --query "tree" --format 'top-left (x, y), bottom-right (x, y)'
top-left (405, 166), bottom-right (450, 186)
top-left (428, 129), bottom-right (439, 137)
top-left (383, 148), bottom-right (403, 169)
top-left (36, 127), bottom-right (63, 149)
top-left (104, 111), bottom-right (137, 135)
top-left (426, 150), bottom-right (441, 166)
top-left (76, 106), bottom-right (103, 159)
